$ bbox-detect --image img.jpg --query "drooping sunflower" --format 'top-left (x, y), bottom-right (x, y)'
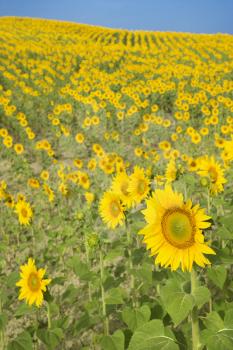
top-left (128, 166), bottom-right (150, 205)
top-left (111, 172), bottom-right (133, 208)
top-left (197, 156), bottom-right (227, 194)
top-left (16, 258), bottom-right (51, 307)
top-left (15, 200), bottom-right (33, 225)
top-left (139, 186), bottom-right (215, 271)
top-left (99, 191), bottom-right (125, 229)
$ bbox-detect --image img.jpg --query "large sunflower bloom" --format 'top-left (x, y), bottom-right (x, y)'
top-left (16, 258), bottom-right (51, 307)
top-left (139, 186), bottom-right (215, 271)
top-left (99, 191), bottom-right (125, 229)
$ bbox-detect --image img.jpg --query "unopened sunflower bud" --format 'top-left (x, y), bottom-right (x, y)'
top-left (200, 177), bottom-right (209, 187)
top-left (87, 233), bottom-right (99, 248)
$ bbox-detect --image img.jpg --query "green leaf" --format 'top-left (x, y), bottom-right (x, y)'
top-left (219, 214), bottom-right (233, 231)
top-left (0, 313), bottom-right (7, 330)
top-left (192, 286), bottom-right (210, 309)
top-left (207, 266), bottom-right (227, 289)
top-left (7, 331), bottom-right (33, 350)
top-left (72, 257), bottom-right (93, 281)
top-left (15, 303), bottom-right (35, 317)
top-left (202, 312), bottom-right (224, 332)
top-left (37, 328), bottom-right (63, 350)
top-left (122, 305), bottom-right (151, 332)
top-left (136, 263), bottom-right (152, 284)
top-left (217, 226), bottom-right (233, 240)
top-left (128, 320), bottom-right (179, 350)
top-left (224, 309), bottom-right (233, 328)
top-left (105, 248), bottom-right (124, 262)
top-left (7, 271), bottom-right (20, 288)
top-left (101, 330), bottom-right (125, 350)
top-left (105, 288), bottom-right (124, 305)
top-left (62, 284), bottom-right (79, 303)
top-left (160, 280), bottom-right (194, 326)
top-left (201, 311), bottom-right (233, 350)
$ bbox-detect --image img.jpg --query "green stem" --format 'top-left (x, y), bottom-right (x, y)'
top-left (47, 303), bottom-right (51, 329)
top-left (207, 188), bottom-right (211, 213)
top-left (191, 269), bottom-right (200, 350)
top-left (126, 229), bottom-right (136, 305)
top-left (99, 249), bottom-right (109, 335)
top-left (84, 235), bottom-right (92, 302)
top-left (0, 298), bottom-right (4, 350)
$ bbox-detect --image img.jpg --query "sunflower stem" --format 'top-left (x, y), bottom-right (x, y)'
top-left (47, 302), bottom-right (52, 329)
top-left (191, 269), bottom-right (200, 350)
top-left (126, 222), bottom-right (136, 307)
top-left (84, 234), bottom-right (92, 302)
top-left (99, 248), bottom-right (109, 335)
top-left (207, 188), bottom-right (211, 213)
top-left (0, 298), bottom-right (5, 350)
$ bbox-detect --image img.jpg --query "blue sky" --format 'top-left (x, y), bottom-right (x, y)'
top-left (0, 0), bottom-right (233, 34)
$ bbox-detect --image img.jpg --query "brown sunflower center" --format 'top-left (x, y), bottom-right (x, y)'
top-left (110, 201), bottom-right (121, 217)
top-left (121, 182), bottom-right (129, 196)
top-left (208, 167), bottom-right (218, 182)
top-left (137, 180), bottom-right (146, 195)
top-left (28, 272), bottom-right (40, 292)
top-left (21, 208), bottom-right (28, 218)
top-left (161, 208), bottom-right (195, 248)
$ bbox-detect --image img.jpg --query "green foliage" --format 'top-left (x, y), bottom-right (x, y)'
top-left (7, 331), bottom-right (33, 350)
top-left (160, 279), bottom-right (195, 326)
top-left (128, 320), bottom-right (179, 350)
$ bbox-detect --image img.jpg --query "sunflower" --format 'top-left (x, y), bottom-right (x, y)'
top-left (197, 156), bottom-right (227, 194)
top-left (58, 182), bottom-right (68, 196)
top-left (111, 172), bottom-right (133, 208)
top-left (139, 186), bottom-right (215, 271)
top-left (99, 191), bottom-right (125, 229)
top-left (165, 159), bottom-right (177, 183)
top-left (16, 258), bottom-right (51, 307)
top-left (14, 143), bottom-right (24, 154)
top-left (128, 166), bottom-right (150, 205)
top-left (28, 178), bottom-right (40, 189)
top-left (43, 184), bottom-right (54, 202)
top-left (84, 192), bottom-right (95, 205)
top-left (15, 200), bottom-right (33, 225)
top-left (75, 133), bottom-right (84, 144)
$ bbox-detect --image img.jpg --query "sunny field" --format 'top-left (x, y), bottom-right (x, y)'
top-left (0, 17), bottom-right (233, 350)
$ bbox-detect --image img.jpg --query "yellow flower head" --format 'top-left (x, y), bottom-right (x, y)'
top-left (128, 166), bottom-right (150, 205)
top-left (16, 258), bottom-right (51, 307)
top-left (15, 200), bottom-right (33, 225)
top-left (14, 143), bottom-right (24, 154)
top-left (197, 156), bottom-right (227, 194)
top-left (111, 172), bottom-right (133, 208)
top-left (99, 191), bottom-right (125, 229)
top-left (139, 186), bottom-right (215, 271)
top-left (85, 192), bottom-right (95, 205)
top-left (165, 159), bottom-right (177, 183)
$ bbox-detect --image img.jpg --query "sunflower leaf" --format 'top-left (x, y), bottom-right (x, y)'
top-left (192, 286), bottom-right (210, 309)
top-left (201, 311), bottom-right (233, 350)
top-left (101, 330), bottom-right (125, 350)
top-left (122, 304), bottom-right (151, 332)
top-left (7, 331), bottom-right (33, 350)
top-left (207, 265), bottom-right (227, 289)
top-left (128, 320), bottom-right (179, 350)
top-left (160, 279), bottom-right (194, 326)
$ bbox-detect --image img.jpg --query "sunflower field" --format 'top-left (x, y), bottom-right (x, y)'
top-left (0, 16), bottom-right (233, 350)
